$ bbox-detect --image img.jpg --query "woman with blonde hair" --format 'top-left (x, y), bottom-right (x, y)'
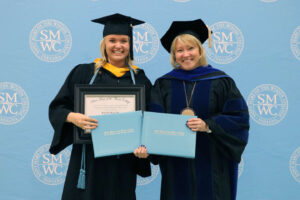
top-left (149, 19), bottom-right (250, 200)
top-left (48, 13), bottom-right (152, 200)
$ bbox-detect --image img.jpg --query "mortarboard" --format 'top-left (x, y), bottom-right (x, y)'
top-left (160, 19), bottom-right (211, 53)
top-left (92, 13), bottom-right (145, 60)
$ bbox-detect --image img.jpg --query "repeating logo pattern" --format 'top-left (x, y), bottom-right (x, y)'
top-left (289, 147), bottom-right (300, 183)
top-left (247, 84), bottom-right (288, 126)
top-left (204, 21), bottom-right (244, 64)
top-left (133, 23), bottom-right (159, 64)
top-left (32, 144), bottom-right (70, 185)
top-left (290, 26), bottom-right (300, 61)
top-left (0, 82), bottom-right (29, 125)
top-left (29, 19), bottom-right (72, 62)
top-left (137, 163), bottom-right (160, 186)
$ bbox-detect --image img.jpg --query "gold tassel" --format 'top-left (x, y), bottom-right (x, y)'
top-left (206, 25), bottom-right (212, 48)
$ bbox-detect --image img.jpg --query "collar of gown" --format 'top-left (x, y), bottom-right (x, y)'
top-left (94, 58), bottom-right (138, 77)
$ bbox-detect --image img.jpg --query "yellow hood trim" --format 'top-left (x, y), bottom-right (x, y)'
top-left (94, 58), bottom-right (138, 77)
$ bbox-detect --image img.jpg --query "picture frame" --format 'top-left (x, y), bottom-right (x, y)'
top-left (73, 84), bottom-right (145, 144)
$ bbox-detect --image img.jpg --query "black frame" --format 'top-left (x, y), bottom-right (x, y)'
top-left (73, 84), bottom-right (145, 144)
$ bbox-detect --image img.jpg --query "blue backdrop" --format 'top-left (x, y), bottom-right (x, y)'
top-left (1, 0), bottom-right (300, 199)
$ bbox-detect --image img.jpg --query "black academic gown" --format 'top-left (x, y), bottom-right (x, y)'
top-left (48, 63), bottom-right (152, 200)
top-left (150, 65), bottom-right (249, 200)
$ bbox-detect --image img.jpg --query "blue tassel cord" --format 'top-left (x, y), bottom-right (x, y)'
top-left (76, 68), bottom-right (101, 190)
top-left (77, 144), bottom-right (86, 189)
top-left (77, 169), bottom-right (86, 189)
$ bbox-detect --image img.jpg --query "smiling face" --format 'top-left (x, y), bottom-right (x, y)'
top-left (104, 34), bottom-right (130, 67)
top-left (174, 38), bottom-right (202, 71)
top-left (170, 34), bottom-right (207, 70)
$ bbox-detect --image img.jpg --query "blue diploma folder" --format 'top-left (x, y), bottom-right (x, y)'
top-left (91, 111), bottom-right (196, 158)
top-left (141, 112), bottom-right (196, 158)
top-left (91, 111), bottom-right (142, 158)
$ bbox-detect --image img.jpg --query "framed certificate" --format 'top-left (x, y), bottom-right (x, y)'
top-left (73, 84), bottom-right (145, 144)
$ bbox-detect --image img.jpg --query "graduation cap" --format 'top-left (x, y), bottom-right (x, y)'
top-left (91, 13), bottom-right (145, 60)
top-left (160, 19), bottom-right (212, 53)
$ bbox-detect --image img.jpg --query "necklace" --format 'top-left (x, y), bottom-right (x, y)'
top-left (181, 81), bottom-right (197, 116)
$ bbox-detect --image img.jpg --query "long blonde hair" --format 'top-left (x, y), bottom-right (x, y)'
top-left (94, 36), bottom-right (134, 73)
top-left (170, 34), bottom-right (208, 69)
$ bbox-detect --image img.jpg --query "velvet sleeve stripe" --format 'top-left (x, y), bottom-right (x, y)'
top-left (206, 118), bottom-right (247, 162)
top-left (213, 111), bottom-right (249, 141)
top-left (222, 98), bottom-right (248, 113)
top-left (214, 112), bottom-right (249, 125)
top-left (214, 118), bottom-right (248, 142)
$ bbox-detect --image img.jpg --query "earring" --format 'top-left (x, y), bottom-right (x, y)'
top-left (174, 62), bottom-right (180, 69)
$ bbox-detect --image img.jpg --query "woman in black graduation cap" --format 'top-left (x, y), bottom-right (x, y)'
top-left (48, 13), bottom-right (151, 200)
top-left (148, 19), bottom-right (250, 200)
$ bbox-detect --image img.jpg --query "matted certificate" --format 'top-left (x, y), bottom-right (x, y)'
top-left (73, 84), bottom-right (145, 144)
top-left (84, 94), bottom-right (136, 116)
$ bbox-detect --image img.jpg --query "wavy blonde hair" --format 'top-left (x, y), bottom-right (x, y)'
top-left (94, 36), bottom-right (134, 73)
top-left (170, 34), bottom-right (208, 69)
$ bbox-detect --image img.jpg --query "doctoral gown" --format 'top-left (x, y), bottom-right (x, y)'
top-left (150, 65), bottom-right (249, 200)
top-left (49, 62), bottom-right (152, 200)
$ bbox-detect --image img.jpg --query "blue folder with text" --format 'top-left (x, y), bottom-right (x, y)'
top-left (91, 111), bottom-right (196, 158)
top-left (91, 111), bottom-right (143, 158)
top-left (141, 112), bottom-right (196, 158)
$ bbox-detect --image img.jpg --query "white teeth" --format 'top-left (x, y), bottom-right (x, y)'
top-left (183, 59), bottom-right (192, 62)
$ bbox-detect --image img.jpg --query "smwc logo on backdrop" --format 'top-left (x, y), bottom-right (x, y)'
top-left (204, 21), bottom-right (244, 64)
top-left (133, 23), bottom-right (159, 64)
top-left (290, 26), bottom-right (300, 61)
top-left (32, 144), bottom-right (70, 185)
top-left (247, 84), bottom-right (288, 126)
top-left (0, 82), bottom-right (29, 125)
top-left (289, 147), bottom-right (300, 183)
top-left (137, 163), bottom-right (160, 186)
top-left (29, 19), bottom-right (72, 62)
